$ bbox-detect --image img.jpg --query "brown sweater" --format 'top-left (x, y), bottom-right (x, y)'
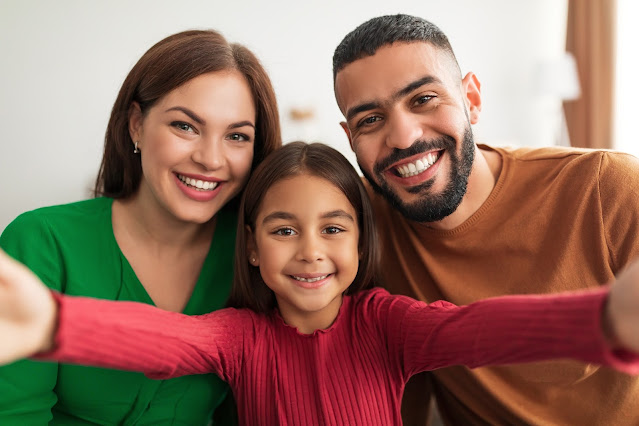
top-left (368, 145), bottom-right (639, 425)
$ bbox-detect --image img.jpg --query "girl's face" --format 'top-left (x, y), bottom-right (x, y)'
top-left (249, 174), bottom-right (360, 333)
top-left (130, 70), bottom-right (256, 225)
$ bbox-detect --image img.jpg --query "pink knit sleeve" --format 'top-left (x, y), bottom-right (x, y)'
top-left (33, 293), bottom-right (251, 382)
top-left (375, 287), bottom-right (639, 378)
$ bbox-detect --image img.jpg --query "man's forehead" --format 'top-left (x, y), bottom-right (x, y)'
top-left (335, 42), bottom-right (453, 113)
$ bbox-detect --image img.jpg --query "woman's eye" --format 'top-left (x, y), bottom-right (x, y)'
top-left (274, 228), bottom-right (296, 236)
top-left (228, 133), bottom-right (250, 142)
top-left (323, 226), bottom-right (344, 235)
top-left (172, 121), bottom-right (195, 133)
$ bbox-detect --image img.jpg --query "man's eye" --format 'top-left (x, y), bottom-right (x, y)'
top-left (414, 95), bottom-right (434, 105)
top-left (363, 116), bottom-right (381, 125)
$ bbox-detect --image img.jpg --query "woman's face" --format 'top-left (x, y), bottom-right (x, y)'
top-left (130, 70), bottom-right (256, 224)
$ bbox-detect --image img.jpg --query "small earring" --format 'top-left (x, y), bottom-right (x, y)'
top-left (133, 141), bottom-right (140, 154)
top-left (250, 257), bottom-right (256, 264)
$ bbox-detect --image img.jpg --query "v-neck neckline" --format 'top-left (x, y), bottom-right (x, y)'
top-left (106, 199), bottom-right (235, 314)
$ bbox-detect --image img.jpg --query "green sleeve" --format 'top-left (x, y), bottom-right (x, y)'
top-left (0, 212), bottom-right (64, 424)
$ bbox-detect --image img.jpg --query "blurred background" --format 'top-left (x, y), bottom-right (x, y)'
top-left (1, 0), bottom-right (637, 231)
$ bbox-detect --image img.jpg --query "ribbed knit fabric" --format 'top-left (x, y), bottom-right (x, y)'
top-left (37, 287), bottom-right (639, 426)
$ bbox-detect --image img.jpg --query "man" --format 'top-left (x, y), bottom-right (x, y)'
top-left (333, 14), bottom-right (639, 425)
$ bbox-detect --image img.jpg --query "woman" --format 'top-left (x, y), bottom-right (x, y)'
top-left (0, 29), bottom-right (281, 425)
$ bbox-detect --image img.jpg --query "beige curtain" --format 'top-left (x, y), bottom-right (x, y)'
top-left (564, 0), bottom-right (616, 149)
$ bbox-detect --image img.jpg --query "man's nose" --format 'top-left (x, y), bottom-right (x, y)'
top-left (385, 112), bottom-right (425, 150)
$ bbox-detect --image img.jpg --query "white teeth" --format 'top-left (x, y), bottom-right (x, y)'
top-left (177, 174), bottom-right (219, 191)
top-left (292, 274), bottom-right (329, 283)
top-left (395, 152), bottom-right (441, 178)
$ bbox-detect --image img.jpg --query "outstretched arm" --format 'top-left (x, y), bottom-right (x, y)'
top-left (0, 249), bottom-right (245, 382)
top-left (381, 258), bottom-right (639, 377)
top-left (0, 249), bottom-right (56, 364)
top-left (604, 258), bottom-right (639, 352)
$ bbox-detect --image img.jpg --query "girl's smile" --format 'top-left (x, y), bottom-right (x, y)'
top-left (289, 273), bottom-right (334, 289)
top-left (249, 174), bottom-right (360, 334)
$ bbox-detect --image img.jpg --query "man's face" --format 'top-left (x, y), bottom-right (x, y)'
top-left (335, 42), bottom-right (481, 223)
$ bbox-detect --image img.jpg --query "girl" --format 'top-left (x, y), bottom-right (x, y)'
top-left (0, 30), bottom-right (280, 424)
top-left (1, 142), bottom-right (639, 426)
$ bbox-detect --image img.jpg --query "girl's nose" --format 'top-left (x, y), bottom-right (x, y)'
top-left (296, 234), bottom-right (324, 263)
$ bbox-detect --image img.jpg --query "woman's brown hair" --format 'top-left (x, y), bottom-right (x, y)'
top-left (227, 142), bottom-right (379, 314)
top-left (94, 30), bottom-right (281, 199)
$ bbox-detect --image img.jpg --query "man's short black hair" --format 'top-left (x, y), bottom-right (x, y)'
top-left (333, 14), bottom-right (459, 81)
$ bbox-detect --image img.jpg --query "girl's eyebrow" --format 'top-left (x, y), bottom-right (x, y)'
top-left (322, 210), bottom-right (354, 222)
top-left (261, 210), bottom-right (354, 225)
top-left (262, 211), bottom-right (295, 224)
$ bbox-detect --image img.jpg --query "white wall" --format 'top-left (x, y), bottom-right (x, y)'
top-left (0, 0), bottom-right (567, 231)
top-left (615, 0), bottom-right (639, 158)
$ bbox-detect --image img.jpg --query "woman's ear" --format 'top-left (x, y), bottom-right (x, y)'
top-left (246, 225), bottom-right (259, 266)
top-left (128, 102), bottom-right (144, 149)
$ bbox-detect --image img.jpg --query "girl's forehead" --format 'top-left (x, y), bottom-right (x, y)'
top-left (257, 174), bottom-right (356, 218)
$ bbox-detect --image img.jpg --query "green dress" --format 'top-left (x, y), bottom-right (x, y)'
top-left (0, 198), bottom-right (236, 425)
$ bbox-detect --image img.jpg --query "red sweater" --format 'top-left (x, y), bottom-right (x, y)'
top-left (41, 287), bottom-right (639, 426)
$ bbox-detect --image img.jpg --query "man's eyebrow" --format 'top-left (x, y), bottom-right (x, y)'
top-left (345, 75), bottom-right (441, 122)
top-left (165, 106), bottom-right (205, 125)
top-left (321, 210), bottom-right (354, 222)
top-left (395, 76), bottom-right (440, 99)
top-left (346, 101), bottom-right (381, 121)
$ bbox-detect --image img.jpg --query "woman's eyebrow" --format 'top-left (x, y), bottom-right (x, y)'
top-left (165, 106), bottom-right (205, 125)
top-left (229, 121), bottom-right (256, 130)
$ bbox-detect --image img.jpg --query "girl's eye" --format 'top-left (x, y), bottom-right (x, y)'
top-left (323, 226), bottom-right (344, 235)
top-left (228, 133), bottom-right (251, 142)
top-left (274, 227), bottom-right (296, 236)
top-left (172, 121), bottom-right (196, 133)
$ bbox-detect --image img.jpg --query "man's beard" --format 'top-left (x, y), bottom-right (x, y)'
top-left (360, 127), bottom-right (475, 223)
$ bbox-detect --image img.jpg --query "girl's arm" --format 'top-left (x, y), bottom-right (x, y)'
top-left (380, 259), bottom-right (639, 378)
top-left (0, 249), bottom-right (246, 382)
top-left (0, 217), bottom-right (64, 424)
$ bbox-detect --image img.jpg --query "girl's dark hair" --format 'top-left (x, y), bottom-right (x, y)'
top-left (227, 142), bottom-right (379, 313)
top-left (94, 29), bottom-right (281, 199)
